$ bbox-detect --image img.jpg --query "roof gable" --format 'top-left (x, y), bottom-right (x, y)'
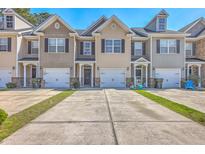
top-left (3, 8), bottom-right (33, 27)
top-left (34, 15), bottom-right (76, 34)
top-left (81, 16), bottom-right (107, 36)
top-left (179, 17), bottom-right (205, 33)
top-left (92, 15), bottom-right (134, 35)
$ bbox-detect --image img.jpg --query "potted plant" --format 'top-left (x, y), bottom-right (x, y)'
top-left (32, 78), bottom-right (41, 88)
top-left (72, 81), bottom-right (80, 89)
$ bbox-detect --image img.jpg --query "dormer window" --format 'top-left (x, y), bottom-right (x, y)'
top-left (158, 17), bottom-right (166, 31)
top-left (6, 16), bottom-right (14, 29)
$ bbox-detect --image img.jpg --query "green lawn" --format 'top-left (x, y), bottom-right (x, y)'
top-left (136, 90), bottom-right (205, 126)
top-left (0, 90), bottom-right (75, 142)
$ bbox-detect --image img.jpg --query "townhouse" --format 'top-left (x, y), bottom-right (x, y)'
top-left (0, 8), bottom-right (204, 89)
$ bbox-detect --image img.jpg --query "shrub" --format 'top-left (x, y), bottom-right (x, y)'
top-left (72, 81), bottom-right (80, 88)
top-left (6, 82), bottom-right (16, 89)
top-left (0, 109), bottom-right (8, 125)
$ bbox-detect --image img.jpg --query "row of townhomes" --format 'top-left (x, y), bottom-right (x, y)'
top-left (0, 8), bottom-right (205, 88)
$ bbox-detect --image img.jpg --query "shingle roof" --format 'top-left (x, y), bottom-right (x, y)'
top-left (179, 17), bottom-right (204, 32)
top-left (131, 27), bottom-right (185, 36)
top-left (18, 57), bottom-right (38, 61)
top-left (186, 58), bottom-right (205, 62)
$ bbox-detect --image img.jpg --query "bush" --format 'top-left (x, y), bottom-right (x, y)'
top-left (72, 81), bottom-right (80, 88)
top-left (0, 109), bottom-right (8, 125)
top-left (6, 82), bottom-right (16, 89)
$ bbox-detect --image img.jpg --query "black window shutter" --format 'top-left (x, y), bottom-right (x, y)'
top-left (28, 41), bottom-right (31, 54)
top-left (92, 42), bottom-right (95, 55)
top-left (8, 38), bottom-right (11, 52)
top-left (80, 42), bottom-right (83, 55)
top-left (157, 40), bottom-right (160, 53)
top-left (142, 42), bottom-right (146, 55)
top-left (101, 39), bottom-right (105, 53)
top-left (45, 38), bottom-right (48, 52)
top-left (65, 38), bottom-right (69, 53)
top-left (177, 40), bottom-right (180, 53)
top-left (121, 39), bottom-right (125, 53)
top-left (131, 42), bottom-right (134, 55)
top-left (192, 42), bottom-right (196, 56)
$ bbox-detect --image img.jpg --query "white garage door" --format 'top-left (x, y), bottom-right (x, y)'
top-left (0, 69), bottom-right (12, 88)
top-left (155, 68), bottom-right (181, 88)
top-left (100, 68), bottom-right (126, 88)
top-left (43, 68), bottom-right (70, 88)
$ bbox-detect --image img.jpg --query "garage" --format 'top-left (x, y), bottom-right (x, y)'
top-left (155, 68), bottom-right (181, 88)
top-left (43, 68), bottom-right (70, 88)
top-left (100, 68), bottom-right (126, 88)
top-left (0, 69), bottom-right (12, 88)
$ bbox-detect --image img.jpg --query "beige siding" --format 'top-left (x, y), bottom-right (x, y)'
top-left (152, 37), bottom-right (185, 77)
top-left (0, 35), bottom-right (17, 77)
top-left (95, 21), bottom-right (131, 78)
top-left (15, 16), bottom-right (32, 30)
top-left (40, 19), bottom-right (74, 77)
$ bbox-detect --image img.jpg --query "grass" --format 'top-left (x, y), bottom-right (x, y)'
top-left (0, 90), bottom-right (75, 142)
top-left (136, 90), bottom-right (205, 126)
top-left (0, 88), bottom-right (8, 91)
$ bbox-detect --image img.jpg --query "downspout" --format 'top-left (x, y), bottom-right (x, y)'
top-left (73, 34), bottom-right (76, 77)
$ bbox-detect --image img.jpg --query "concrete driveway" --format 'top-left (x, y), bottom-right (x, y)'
top-left (1, 89), bottom-right (205, 144)
top-left (0, 88), bottom-right (61, 116)
top-left (148, 89), bottom-right (205, 113)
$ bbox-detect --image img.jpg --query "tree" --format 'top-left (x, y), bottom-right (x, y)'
top-left (14, 8), bottom-right (51, 26)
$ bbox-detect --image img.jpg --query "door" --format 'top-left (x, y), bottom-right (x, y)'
top-left (0, 69), bottom-right (12, 88)
top-left (136, 68), bottom-right (143, 85)
top-left (43, 68), bottom-right (70, 88)
top-left (155, 68), bottom-right (181, 88)
top-left (100, 68), bottom-right (126, 88)
top-left (84, 68), bottom-right (91, 86)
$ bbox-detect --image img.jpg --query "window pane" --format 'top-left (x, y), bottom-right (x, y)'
top-left (48, 39), bottom-right (56, 52)
top-left (134, 42), bottom-right (142, 56)
top-left (48, 39), bottom-right (56, 46)
top-left (160, 40), bottom-right (168, 53)
top-left (0, 38), bottom-right (8, 51)
top-left (83, 41), bottom-right (91, 55)
top-left (105, 40), bottom-right (113, 53)
top-left (57, 39), bottom-right (64, 46)
top-left (57, 46), bottom-right (65, 52)
top-left (169, 40), bottom-right (176, 53)
top-left (114, 40), bottom-right (121, 53)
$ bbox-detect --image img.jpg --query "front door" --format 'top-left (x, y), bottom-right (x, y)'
top-left (136, 68), bottom-right (142, 85)
top-left (84, 68), bottom-right (91, 86)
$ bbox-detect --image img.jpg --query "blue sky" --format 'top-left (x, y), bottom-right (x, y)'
top-left (31, 8), bottom-right (205, 30)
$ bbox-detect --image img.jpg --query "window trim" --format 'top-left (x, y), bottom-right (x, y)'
top-left (0, 37), bottom-right (8, 52)
top-left (83, 41), bottom-right (92, 55)
top-left (105, 39), bottom-right (122, 54)
top-left (134, 42), bottom-right (143, 56)
top-left (159, 39), bottom-right (177, 54)
top-left (185, 42), bottom-right (193, 57)
top-left (48, 38), bottom-right (65, 53)
top-left (31, 41), bottom-right (39, 54)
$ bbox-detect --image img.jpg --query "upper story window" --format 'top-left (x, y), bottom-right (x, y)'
top-left (83, 41), bottom-right (92, 55)
top-left (186, 43), bottom-right (193, 56)
top-left (6, 16), bottom-right (14, 29)
top-left (105, 39), bottom-right (121, 53)
top-left (0, 38), bottom-right (8, 51)
top-left (31, 41), bottom-right (38, 54)
top-left (48, 38), bottom-right (65, 53)
top-left (134, 42), bottom-right (142, 56)
top-left (160, 39), bottom-right (177, 54)
top-left (158, 17), bottom-right (166, 31)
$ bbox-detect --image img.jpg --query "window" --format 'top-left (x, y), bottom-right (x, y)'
top-left (31, 41), bottom-right (38, 54)
top-left (160, 39), bottom-right (177, 54)
top-left (134, 42), bottom-right (142, 56)
top-left (158, 18), bottom-right (166, 31)
top-left (83, 41), bottom-right (91, 55)
top-left (0, 38), bottom-right (8, 51)
top-left (186, 43), bottom-right (193, 56)
top-left (6, 16), bottom-right (14, 29)
top-left (48, 38), bottom-right (65, 53)
top-left (105, 39), bottom-right (121, 53)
